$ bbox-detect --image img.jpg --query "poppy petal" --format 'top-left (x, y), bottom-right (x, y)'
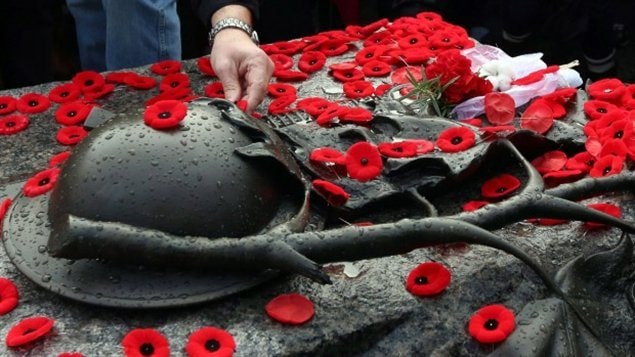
top-left (405, 262), bottom-right (451, 297)
top-left (312, 179), bottom-right (349, 206)
top-left (481, 174), bottom-right (521, 199)
top-left (5, 316), bottom-right (54, 347)
top-left (265, 293), bottom-right (315, 325)
top-left (484, 92), bottom-right (515, 125)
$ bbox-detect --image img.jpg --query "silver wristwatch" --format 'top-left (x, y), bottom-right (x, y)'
top-left (208, 17), bottom-right (259, 48)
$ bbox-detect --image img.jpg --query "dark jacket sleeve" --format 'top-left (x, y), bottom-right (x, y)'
top-left (191, 0), bottom-right (260, 29)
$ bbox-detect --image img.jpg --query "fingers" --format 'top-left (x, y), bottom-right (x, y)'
top-left (213, 57), bottom-right (242, 103)
top-left (244, 55), bottom-right (274, 112)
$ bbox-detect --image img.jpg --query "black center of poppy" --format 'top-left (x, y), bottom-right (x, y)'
top-left (158, 111), bottom-right (171, 119)
top-left (170, 81), bottom-right (179, 87)
top-left (38, 178), bottom-right (50, 186)
top-left (373, 67), bottom-right (380, 72)
top-left (85, 79), bottom-right (94, 86)
top-left (442, 37), bottom-right (450, 42)
top-left (586, 160), bottom-right (595, 166)
top-left (205, 339), bottom-right (221, 352)
top-left (360, 158), bottom-right (368, 165)
top-left (497, 187), bottom-right (507, 193)
top-left (139, 343), bottom-right (154, 356)
top-left (68, 111), bottom-right (77, 117)
top-left (365, 53), bottom-right (373, 58)
top-left (430, 46), bottom-right (437, 51)
top-left (277, 88), bottom-right (285, 93)
top-left (60, 91), bottom-right (69, 97)
top-left (451, 137), bottom-right (462, 145)
top-left (69, 134), bottom-right (79, 139)
top-left (409, 38), bottom-right (418, 44)
top-left (345, 72), bottom-right (353, 78)
top-left (29, 100), bottom-right (38, 107)
top-left (0, 104), bottom-right (6, 109)
top-left (597, 107), bottom-right (607, 113)
top-left (415, 276), bottom-right (428, 284)
top-left (615, 130), bottom-right (623, 138)
top-left (6, 121), bottom-right (15, 127)
top-left (310, 60), bottom-right (317, 65)
top-left (484, 319), bottom-right (499, 330)
top-left (456, 45), bottom-right (464, 49)
top-left (603, 166), bottom-right (612, 175)
top-left (23, 328), bottom-right (35, 335)
top-left (355, 89), bottom-right (363, 93)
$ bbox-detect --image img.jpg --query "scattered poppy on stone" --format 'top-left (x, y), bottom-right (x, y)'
top-left (478, 126), bottom-right (516, 139)
top-left (374, 83), bottom-right (393, 97)
top-left (315, 105), bottom-right (348, 126)
top-left (343, 80), bottom-right (374, 99)
top-left (462, 200), bottom-right (489, 212)
top-left (298, 51), bottom-right (326, 73)
top-left (481, 174), bottom-right (521, 199)
top-left (378, 141), bottom-right (418, 158)
top-left (391, 66), bottom-right (422, 85)
top-left (531, 150), bottom-right (568, 174)
top-left (589, 154), bottom-right (624, 178)
top-left (543, 169), bottom-right (585, 187)
top-left (299, 98), bottom-right (334, 117)
top-left (186, 327), bottom-right (236, 357)
top-left (204, 82), bottom-right (225, 99)
top-left (56, 125), bottom-right (88, 145)
top-left (269, 53), bottom-right (294, 71)
top-left (16, 93), bottom-right (51, 114)
top-left (145, 88), bottom-right (196, 107)
top-left (599, 139), bottom-right (629, 158)
top-left (621, 84), bottom-right (635, 110)
top-left (312, 179), bottom-right (349, 206)
top-left (55, 101), bottom-right (93, 126)
top-left (329, 61), bottom-right (357, 72)
top-left (584, 137), bottom-right (603, 158)
top-left (23, 167), bottom-right (60, 197)
top-left (58, 353), bottom-right (84, 357)
top-left (0, 277), bottom-right (19, 315)
top-left (460, 118), bottom-right (482, 127)
top-left (121, 328), bottom-right (170, 357)
top-left (197, 56), bottom-right (216, 76)
top-left (405, 262), bottom-right (451, 297)
top-left (583, 100), bottom-right (619, 121)
top-left (355, 45), bottom-right (387, 65)
top-left (484, 92), bottom-right (515, 125)
top-left (310, 147), bottom-right (347, 166)
top-left (587, 78), bottom-right (626, 104)
top-left (267, 83), bottom-right (297, 98)
top-left (72, 70), bottom-right (105, 92)
top-left (144, 100), bottom-right (187, 130)
top-left (268, 95), bottom-right (296, 115)
top-left (5, 316), bottom-right (55, 347)
top-left (467, 304), bottom-right (515, 344)
top-left (159, 73), bottom-right (190, 92)
top-left (123, 73), bottom-right (157, 90)
top-left (273, 69), bottom-right (309, 82)
top-left (150, 60), bottom-right (181, 76)
top-left (584, 203), bottom-right (621, 229)
top-left (331, 68), bottom-right (364, 82)
top-left (360, 17), bottom-right (388, 35)
top-left (0, 95), bottom-right (17, 115)
top-left (520, 100), bottom-right (554, 134)
top-left (565, 152), bottom-right (595, 173)
top-left (363, 30), bottom-right (392, 47)
top-left (265, 293), bottom-right (315, 325)
top-left (105, 71), bottom-right (135, 84)
top-left (397, 33), bottom-right (427, 49)
top-left (49, 151), bottom-right (72, 167)
top-left (0, 198), bottom-right (12, 230)
top-left (315, 39), bottom-right (350, 57)
top-left (83, 83), bottom-right (115, 101)
top-left (345, 141), bottom-right (383, 181)
top-left (436, 126), bottom-right (476, 153)
top-left (362, 60), bottom-right (391, 77)
top-left (49, 83), bottom-right (82, 104)
top-left (269, 40), bottom-right (306, 56)
top-left (0, 114), bottom-right (29, 135)
top-left (338, 107), bottom-right (373, 124)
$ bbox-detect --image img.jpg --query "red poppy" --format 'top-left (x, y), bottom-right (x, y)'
top-left (526, 217), bottom-right (569, 226)
top-left (197, 56), bottom-right (216, 76)
top-left (303, 100), bottom-right (338, 118)
top-left (543, 169), bottom-right (585, 187)
top-left (339, 107), bottom-right (374, 124)
top-left (397, 33), bottom-right (427, 49)
top-left (436, 126), bottom-right (476, 153)
top-left (484, 92), bottom-right (515, 125)
top-left (123, 73), bottom-right (157, 90)
top-left (461, 118), bottom-right (482, 127)
top-left (56, 126), bottom-right (88, 145)
top-left (83, 83), bottom-right (115, 101)
top-left (23, 167), bottom-right (60, 197)
top-left (587, 78), bottom-right (626, 104)
top-left (144, 100), bottom-right (187, 130)
top-left (511, 65), bottom-right (559, 86)
top-left (267, 83), bottom-right (297, 98)
top-left (49, 83), bottom-right (82, 104)
top-left (343, 80), bottom-right (374, 99)
top-left (315, 39), bottom-right (350, 57)
top-left (186, 327), bottom-right (236, 357)
top-left (584, 203), bottom-right (621, 229)
top-left (361, 60), bottom-right (391, 77)
top-left (378, 141), bottom-right (418, 158)
top-left (0, 277), bottom-right (19, 315)
top-left (0, 114), bottom-right (29, 135)
top-left (329, 62), bottom-right (357, 71)
top-left (531, 150), bottom-right (567, 174)
top-left (146, 88), bottom-right (196, 106)
top-left (55, 101), bottom-right (93, 126)
top-left (345, 142), bottom-right (383, 181)
top-left (359, 17), bottom-right (388, 35)
top-left (72, 70), bottom-right (105, 92)
top-left (268, 95), bottom-right (297, 115)
top-left (105, 71), bottom-right (134, 84)
top-left (481, 174), bottom-right (521, 199)
top-left (16, 93), bottom-right (51, 114)
top-left (599, 119), bottom-right (632, 143)
top-left (0, 96), bottom-right (16, 115)
top-left (204, 82), bottom-right (225, 99)
top-left (363, 30), bottom-right (392, 47)
top-left (58, 353), bottom-right (84, 357)
top-left (269, 40), bottom-right (306, 56)
top-left (391, 66), bottom-right (423, 85)
top-left (49, 151), bottom-right (72, 167)
top-left (391, 48), bottom-right (434, 66)
top-left (462, 200), bottom-right (489, 212)
top-left (599, 139), bottom-right (628, 159)
top-left (150, 60), bottom-right (181, 75)
top-left (520, 100), bottom-right (554, 134)
top-left (5, 316), bottom-right (55, 347)
top-left (355, 45), bottom-right (387, 65)
top-left (273, 69), bottom-right (309, 82)
top-left (121, 328), bottom-right (170, 357)
top-left (0, 198), bottom-right (11, 231)
top-left (331, 68), bottom-right (365, 83)
top-left (159, 73), bottom-right (190, 92)
top-left (621, 84), bottom-right (635, 110)
top-left (265, 293), bottom-right (315, 325)
top-left (564, 152), bottom-right (595, 173)
top-left (298, 51), bottom-right (326, 73)
top-left (416, 11), bottom-right (443, 22)
top-left (374, 83), bottom-right (393, 97)
top-left (316, 105), bottom-right (348, 126)
top-left (589, 154), bottom-right (624, 178)
top-left (467, 304), bottom-right (515, 344)
top-left (312, 179), bottom-right (349, 206)
top-left (405, 261), bottom-right (451, 297)
top-left (583, 100), bottom-right (618, 121)
top-left (310, 147), bottom-right (347, 166)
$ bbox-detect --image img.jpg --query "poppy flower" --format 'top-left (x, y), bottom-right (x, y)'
top-left (302, 100), bottom-right (337, 118)
top-left (72, 70), bottom-right (105, 92)
top-left (583, 100), bottom-right (618, 121)
top-left (589, 154), bottom-right (624, 178)
top-left (310, 147), bottom-right (347, 166)
top-left (405, 261), bottom-right (451, 297)
top-left (273, 69), bottom-right (309, 82)
top-left (268, 54), bottom-right (293, 71)
top-left (296, 97), bottom-right (330, 111)
top-left (520, 100), bottom-right (554, 134)
top-left (531, 150), bottom-right (567, 174)
top-left (355, 46), bottom-right (386, 65)
top-left (397, 33), bottom-right (427, 49)
top-left (345, 142), bottom-right (383, 181)
top-left (204, 82), bottom-right (225, 99)
top-left (265, 293), bottom-right (315, 325)
top-left (197, 56), bottom-right (216, 76)
top-left (484, 92), bottom-right (515, 125)
top-left (462, 200), bottom-right (489, 212)
top-left (584, 203), bottom-right (621, 229)
top-left (124, 74), bottom-right (157, 90)
top-left (343, 80), bottom-right (374, 99)
top-left (55, 101), bottom-right (93, 126)
top-left (298, 51), bottom-right (326, 73)
top-left (542, 169), bottom-right (585, 187)
top-left (599, 119), bottom-right (632, 142)
top-left (565, 152), bottom-right (595, 173)
top-left (416, 11), bottom-right (443, 22)
top-left (331, 68), bottom-right (365, 83)
top-left (186, 327), bottom-right (236, 357)
top-left (0, 277), bottom-right (19, 315)
top-left (391, 48), bottom-right (434, 66)
top-left (329, 62), bottom-right (357, 71)
top-left (391, 66), bottom-right (422, 85)
top-left (587, 78), bottom-right (626, 104)
top-left (315, 39), bottom-right (350, 57)
top-left (0, 95), bottom-right (17, 115)
top-left (269, 40), bottom-right (306, 55)
top-left (374, 83), bottom-right (392, 97)
top-left (268, 95), bottom-right (296, 115)
top-left (159, 73), bottom-right (190, 92)
top-left (461, 118), bottom-right (482, 127)
top-left (23, 167), bottom-right (60, 197)
top-left (16, 93), bottom-right (51, 114)
top-left (267, 83), bottom-right (297, 98)
top-left (621, 84), bottom-right (635, 110)
top-left (150, 60), bottom-right (181, 75)
top-left (599, 139), bottom-right (628, 158)
top-left (49, 151), bottom-right (71, 167)
top-left (5, 316), bottom-right (55, 347)
top-left (83, 83), bottom-right (115, 101)
top-left (58, 353), bottom-right (84, 357)
top-left (378, 141), bottom-right (418, 158)
top-left (360, 18), bottom-right (388, 35)
top-left (105, 71), bottom-right (135, 84)
top-left (362, 30), bottom-right (392, 47)
top-left (315, 105), bottom-right (348, 126)
top-left (121, 328), bottom-right (170, 357)
top-left (436, 126), bottom-right (476, 153)
top-left (0, 198), bottom-right (11, 230)
top-left (146, 88), bottom-right (196, 107)
top-left (144, 100), bottom-right (187, 130)
top-left (467, 304), bottom-right (515, 344)
top-left (312, 179), bottom-right (349, 206)
top-left (49, 83), bottom-right (82, 104)
top-left (56, 126), bottom-right (88, 145)
top-left (481, 174), bottom-right (521, 199)
top-left (0, 114), bottom-right (29, 135)
top-left (338, 107), bottom-right (374, 124)
top-left (362, 60), bottom-right (391, 77)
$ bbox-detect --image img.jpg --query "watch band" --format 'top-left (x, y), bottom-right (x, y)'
top-left (208, 17), bottom-right (260, 48)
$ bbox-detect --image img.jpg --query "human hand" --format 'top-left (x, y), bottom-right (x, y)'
top-left (210, 29), bottom-right (274, 113)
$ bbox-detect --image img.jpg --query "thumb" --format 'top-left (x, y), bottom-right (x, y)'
top-left (215, 61), bottom-right (242, 103)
